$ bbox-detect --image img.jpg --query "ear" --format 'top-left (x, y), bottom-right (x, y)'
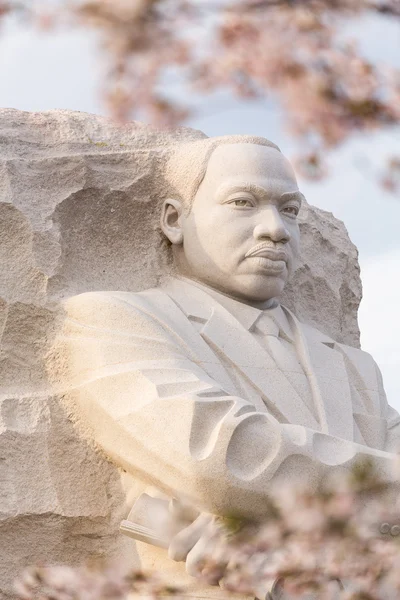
top-left (160, 198), bottom-right (184, 245)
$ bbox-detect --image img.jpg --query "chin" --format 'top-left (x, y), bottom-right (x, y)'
top-left (237, 274), bottom-right (286, 304)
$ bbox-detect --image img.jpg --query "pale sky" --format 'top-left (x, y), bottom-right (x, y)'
top-left (1, 15), bottom-right (399, 409)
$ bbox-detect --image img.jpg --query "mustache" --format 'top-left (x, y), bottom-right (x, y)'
top-left (245, 243), bottom-right (288, 261)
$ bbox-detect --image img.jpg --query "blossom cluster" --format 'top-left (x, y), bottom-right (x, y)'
top-left (1, 0), bottom-right (400, 186)
top-left (71, 0), bottom-right (400, 187)
top-left (14, 459), bottom-right (400, 600)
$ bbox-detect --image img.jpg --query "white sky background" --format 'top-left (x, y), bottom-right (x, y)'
top-left (1, 12), bottom-right (400, 409)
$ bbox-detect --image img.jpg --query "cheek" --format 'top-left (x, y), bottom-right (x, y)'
top-left (290, 238), bottom-right (300, 257)
top-left (289, 225), bottom-right (300, 251)
top-left (286, 231), bottom-right (300, 271)
top-left (187, 207), bottom-right (252, 262)
top-left (190, 209), bottom-right (232, 242)
top-left (183, 212), bottom-right (223, 262)
top-left (211, 209), bottom-right (254, 240)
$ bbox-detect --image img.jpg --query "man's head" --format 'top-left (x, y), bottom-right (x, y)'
top-left (161, 136), bottom-right (304, 306)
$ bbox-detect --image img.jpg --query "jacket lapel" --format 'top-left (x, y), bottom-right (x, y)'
top-left (201, 306), bottom-right (319, 428)
top-left (164, 279), bottom-right (319, 429)
top-left (285, 308), bottom-right (354, 441)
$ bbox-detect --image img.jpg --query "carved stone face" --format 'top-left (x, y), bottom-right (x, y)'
top-left (162, 143), bottom-right (303, 305)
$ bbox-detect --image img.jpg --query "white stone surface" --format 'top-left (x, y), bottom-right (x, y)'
top-left (56, 139), bottom-right (400, 597)
top-left (0, 108), bottom-right (380, 597)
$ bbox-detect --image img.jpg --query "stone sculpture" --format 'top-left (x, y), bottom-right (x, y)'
top-left (0, 109), bottom-right (395, 597)
top-left (58, 135), bottom-right (400, 594)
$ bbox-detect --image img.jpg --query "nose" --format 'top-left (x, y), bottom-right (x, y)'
top-left (253, 206), bottom-right (290, 243)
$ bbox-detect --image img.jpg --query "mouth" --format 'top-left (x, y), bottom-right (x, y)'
top-left (245, 244), bottom-right (288, 262)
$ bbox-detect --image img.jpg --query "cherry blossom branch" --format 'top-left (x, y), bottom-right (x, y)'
top-left (0, 0), bottom-right (399, 186)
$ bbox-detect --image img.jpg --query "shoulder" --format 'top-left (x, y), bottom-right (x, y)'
top-left (290, 311), bottom-right (379, 372)
top-left (297, 317), bottom-right (386, 394)
top-left (64, 288), bottom-right (168, 310)
top-left (63, 288), bottom-right (179, 329)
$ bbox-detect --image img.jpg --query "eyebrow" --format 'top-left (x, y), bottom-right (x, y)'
top-left (216, 183), bottom-right (305, 204)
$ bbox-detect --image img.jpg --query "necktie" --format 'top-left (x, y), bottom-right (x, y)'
top-left (253, 312), bottom-right (316, 416)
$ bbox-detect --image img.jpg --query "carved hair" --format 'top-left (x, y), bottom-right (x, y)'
top-left (164, 134), bottom-right (281, 209)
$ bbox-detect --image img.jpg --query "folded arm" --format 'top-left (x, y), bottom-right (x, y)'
top-left (58, 291), bottom-right (398, 520)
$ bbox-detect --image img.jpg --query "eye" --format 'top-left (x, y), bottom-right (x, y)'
top-left (225, 194), bottom-right (256, 208)
top-left (231, 198), bottom-right (253, 207)
top-left (282, 205), bottom-right (299, 217)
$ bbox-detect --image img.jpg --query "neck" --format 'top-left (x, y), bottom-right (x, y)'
top-left (175, 274), bottom-right (280, 310)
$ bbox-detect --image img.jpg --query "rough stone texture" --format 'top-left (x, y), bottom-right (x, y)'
top-left (0, 109), bottom-right (362, 597)
top-left (285, 201), bottom-right (362, 347)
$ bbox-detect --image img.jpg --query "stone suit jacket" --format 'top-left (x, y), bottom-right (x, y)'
top-left (61, 277), bottom-right (400, 519)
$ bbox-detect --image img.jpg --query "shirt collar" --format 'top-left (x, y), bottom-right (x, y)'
top-left (174, 276), bottom-right (293, 341)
